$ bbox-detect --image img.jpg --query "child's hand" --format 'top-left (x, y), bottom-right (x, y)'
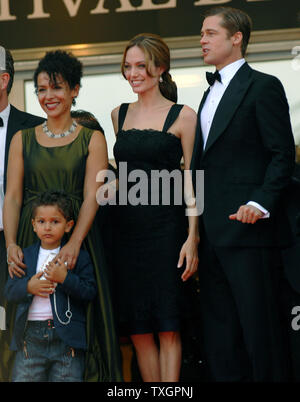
top-left (44, 259), bottom-right (67, 284)
top-left (27, 271), bottom-right (55, 297)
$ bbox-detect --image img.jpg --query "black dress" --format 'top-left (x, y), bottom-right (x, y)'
top-left (113, 103), bottom-right (187, 335)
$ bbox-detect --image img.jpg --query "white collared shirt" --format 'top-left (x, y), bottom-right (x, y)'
top-left (200, 59), bottom-right (269, 218)
top-left (201, 58), bottom-right (246, 149)
top-left (0, 104), bottom-right (11, 230)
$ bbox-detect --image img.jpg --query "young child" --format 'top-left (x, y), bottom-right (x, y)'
top-left (5, 190), bottom-right (96, 382)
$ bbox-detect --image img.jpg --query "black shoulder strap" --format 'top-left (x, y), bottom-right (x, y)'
top-left (162, 104), bottom-right (184, 132)
top-left (118, 103), bottom-right (129, 131)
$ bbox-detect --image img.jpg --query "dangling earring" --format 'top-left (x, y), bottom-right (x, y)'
top-left (159, 75), bottom-right (163, 83)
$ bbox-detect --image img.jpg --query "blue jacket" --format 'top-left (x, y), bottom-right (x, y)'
top-left (4, 241), bottom-right (96, 351)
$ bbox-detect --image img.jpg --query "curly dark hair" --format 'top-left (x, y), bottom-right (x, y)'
top-left (31, 190), bottom-right (74, 221)
top-left (33, 50), bottom-right (82, 105)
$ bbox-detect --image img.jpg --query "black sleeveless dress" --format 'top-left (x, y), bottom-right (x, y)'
top-left (113, 103), bottom-right (187, 335)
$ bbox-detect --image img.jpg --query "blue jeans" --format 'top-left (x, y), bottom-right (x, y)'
top-left (12, 320), bottom-right (85, 382)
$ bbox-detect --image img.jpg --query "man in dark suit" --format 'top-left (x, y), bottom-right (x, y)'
top-left (0, 47), bottom-right (44, 331)
top-left (191, 7), bottom-right (295, 381)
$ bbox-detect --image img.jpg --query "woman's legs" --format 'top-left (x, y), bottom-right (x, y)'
top-left (158, 331), bottom-right (181, 382)
top-left (130, 333), bottom-right (161, 382)
top-left (131, 330), bottom-right (182, 382)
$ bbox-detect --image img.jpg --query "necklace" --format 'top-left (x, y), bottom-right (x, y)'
top-left (42, 120), bottom-right (77, 139)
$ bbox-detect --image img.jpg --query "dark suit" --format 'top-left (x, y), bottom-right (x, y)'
top-left (4, 241), bottom-right (96, 351)
top-left (191, 62), bottom-right (295, 381)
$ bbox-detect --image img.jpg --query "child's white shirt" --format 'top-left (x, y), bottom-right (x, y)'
top-left (27, 246), bottom-right (60, 321)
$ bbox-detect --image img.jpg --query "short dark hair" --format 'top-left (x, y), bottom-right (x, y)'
top-left (31, 190), bottom-right (74, 221)
top-left (204, 7), bottom-right (252, 57)
top-left (33, 50), bottom-right (82, 105)
top-left (71, 109), bottom-right (105, 135)
top-left (4, 49), bottom-right (14, 95)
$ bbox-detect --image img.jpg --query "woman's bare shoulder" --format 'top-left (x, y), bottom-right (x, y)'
top-left (111, 105), bottom-right (121, 120)
top-left (180, 104), bottom-right (197, 120)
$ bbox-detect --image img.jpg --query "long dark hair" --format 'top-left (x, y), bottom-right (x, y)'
top-left (121, 33), bottom-right (177, 103)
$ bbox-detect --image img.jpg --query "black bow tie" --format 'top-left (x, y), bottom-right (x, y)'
top-left (206, 70), bottom-right (221, 86)
top-left (0, 117), bottom-right (3, 127)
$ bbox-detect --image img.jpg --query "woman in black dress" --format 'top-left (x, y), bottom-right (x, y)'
top-left (111, 33), bottom-right (199, 382)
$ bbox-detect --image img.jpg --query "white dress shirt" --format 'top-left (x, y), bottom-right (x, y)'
top-left (0, 104), bottom-right (10, 230)
top-left (201, 58), bottom-right (246, 148)
top-left (200, 59), bottom-right (269, 218)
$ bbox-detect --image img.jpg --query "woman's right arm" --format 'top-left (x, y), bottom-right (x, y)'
top-left (3, 131), bottom-right (26, 278)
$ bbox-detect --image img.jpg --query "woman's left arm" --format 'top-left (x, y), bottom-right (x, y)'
top-left (176, 106), bottom-right (200, 282)
top-left (57, 130), bottom-right (108, 269)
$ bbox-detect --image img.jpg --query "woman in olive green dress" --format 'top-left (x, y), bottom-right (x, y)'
top-left (2, 50), bottom-right (122, 381)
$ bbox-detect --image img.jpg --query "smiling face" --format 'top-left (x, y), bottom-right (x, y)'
top-left (32, 205), bottom-right (74, 249)
top-left (123, 45), bottom-right (163, 95)
top-left (36, 72), bottom-right (79, 118)
top-left (200, 15), bottom-right (243, 70)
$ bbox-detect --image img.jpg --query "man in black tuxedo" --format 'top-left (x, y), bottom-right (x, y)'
top-left (0, 47), bottom-right (44, 323)
top-left (191, 7), bottom-right (295, 381)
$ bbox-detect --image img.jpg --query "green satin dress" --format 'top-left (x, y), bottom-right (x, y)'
top-left (0, 127), bottom-right (123, 381)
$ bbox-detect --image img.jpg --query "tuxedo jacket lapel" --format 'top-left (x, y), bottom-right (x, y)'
top-left (203, 63), bottom-right (253, 157)
top-left (6, 106), bottom-right (24, 146)
top-left (190, 87), bottom-right (210, 170)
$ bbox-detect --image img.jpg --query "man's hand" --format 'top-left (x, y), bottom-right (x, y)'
top-left (229, 205), bottom-right (264, 224)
